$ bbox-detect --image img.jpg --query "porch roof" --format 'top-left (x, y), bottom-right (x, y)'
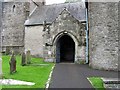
top-left (25, 2), bottom-right (86, 26)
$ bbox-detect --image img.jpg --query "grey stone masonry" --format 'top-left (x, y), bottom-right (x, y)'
top-left (43, 9), bottom-right (86, 63)
top-left (102, 78), bottom-right (120, 89)
top-left (2, 1), bottom-right (29, 54)
top-left (88, 2), bottom-right (119, 71)
top-left (0, 0), bottom-right (2, 78)
top-left (0, 1), bottom-right (2, 53)
top-left (118, 1), bottom-right (120, 72)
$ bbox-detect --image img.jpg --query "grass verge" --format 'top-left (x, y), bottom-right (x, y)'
top-left (88, 77), bottom-right (105, 90)
top-left (2, 55), bottom-right (54, 88)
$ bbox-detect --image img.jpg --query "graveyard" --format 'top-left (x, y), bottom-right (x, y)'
top-left (0, 0), bottom-right (119, 89)
top-left (1, 54), bottom-right (54, 88)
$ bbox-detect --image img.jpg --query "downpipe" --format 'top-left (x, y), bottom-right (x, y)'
top-left (85, 1), bottom-right (89, 64)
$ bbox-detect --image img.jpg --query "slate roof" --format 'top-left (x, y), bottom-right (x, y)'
top-left (25, 2), bottom-right (86, 26)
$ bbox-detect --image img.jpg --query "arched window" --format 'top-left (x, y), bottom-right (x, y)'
top-left (13, 5), bottom-right (15, 12)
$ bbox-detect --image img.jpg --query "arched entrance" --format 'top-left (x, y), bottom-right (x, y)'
top-left (56, 35), bottom-right (75, 63)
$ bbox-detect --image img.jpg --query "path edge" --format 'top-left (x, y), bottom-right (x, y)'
top-left (45, 64), bottom-right (55, 89)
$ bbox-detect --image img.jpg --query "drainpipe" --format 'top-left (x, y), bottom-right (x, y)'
top-left (85, 0), bottom-right (89, 64)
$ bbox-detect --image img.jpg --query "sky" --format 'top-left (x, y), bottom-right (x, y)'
top-left (46, 0), bottom-right (66, 5)
top-left (45, 0), bottom-right (119, 4)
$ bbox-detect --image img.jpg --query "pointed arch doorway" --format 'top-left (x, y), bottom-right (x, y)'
top-left (56, 35), bottom-right (75, 63)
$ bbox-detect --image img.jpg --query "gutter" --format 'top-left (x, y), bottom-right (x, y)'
top-left (85, 0), bottom-right (89, 64)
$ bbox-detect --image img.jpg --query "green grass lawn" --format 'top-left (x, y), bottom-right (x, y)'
top-left (2, 55), bottom-right (54, 88)
top-left (0, 85), bottom-right (1, 90)
top-left (88, 77), bottom-right (105, 90)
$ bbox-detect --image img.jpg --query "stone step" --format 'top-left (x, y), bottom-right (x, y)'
top-left (101, 78), bottom-right (120, 89)
top-left (104, 81), bottom-right (120, 84)
top-left (102, 78), bottom-right (120, 84)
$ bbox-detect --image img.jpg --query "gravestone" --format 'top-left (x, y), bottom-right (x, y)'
top-left (26, 50), bottom-right (31, 64)
top-left (21, 52), bottom-right (26, 66)
top-left (5, 47), bottom-right (10, 55)
top-left (9, 51), bottom-right (16, 74)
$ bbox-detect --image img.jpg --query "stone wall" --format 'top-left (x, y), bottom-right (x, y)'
top-left (118, 1), bottom-right (120, 72)
top-left (43, 9), bottom-right (86, 63)
top-left (25, 26), bottom-right (44, 57)
top-left (0, 0), bottom-right (2, 78)
top-left (2, 2), bottom-right (29, 54)
top-left (0, 1), bottom-right (2, 52)
top-left (88, 2), bottom-right (119, 71)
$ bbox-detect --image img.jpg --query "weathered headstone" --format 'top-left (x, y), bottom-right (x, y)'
top-left (26, 50), bottom-right (31, 64)
top-left (21, 52), bottom-right (26, 66)
top-left (9, 51), bottom-right (16, 74)
top-left (5, 47), bottom-right (10, 55)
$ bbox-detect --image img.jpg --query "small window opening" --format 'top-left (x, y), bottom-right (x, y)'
top-left (13, 5), bottom-right (15, 12)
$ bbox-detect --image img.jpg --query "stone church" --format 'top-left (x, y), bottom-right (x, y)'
top-left (0, 0), bottom-right (119, 71)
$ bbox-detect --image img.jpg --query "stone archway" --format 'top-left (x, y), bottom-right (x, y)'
top-left (56, 35), bottom-right (75, 63)
top-left (43, 30), bottom-right (86, 63)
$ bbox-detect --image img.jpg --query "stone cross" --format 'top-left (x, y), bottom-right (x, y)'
top-left (21, 52), bottom-right (26, 66)
top-left (26, 50), bottom-right (31, 64)
top-left (9, 51), bottom-right (16, 74)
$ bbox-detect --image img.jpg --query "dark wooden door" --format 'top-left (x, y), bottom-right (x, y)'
top-left (56, 35), bottom-right (75, 63)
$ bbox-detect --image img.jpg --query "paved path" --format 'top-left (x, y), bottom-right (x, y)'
top-left (49, 63), bottom-right (118, 88)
